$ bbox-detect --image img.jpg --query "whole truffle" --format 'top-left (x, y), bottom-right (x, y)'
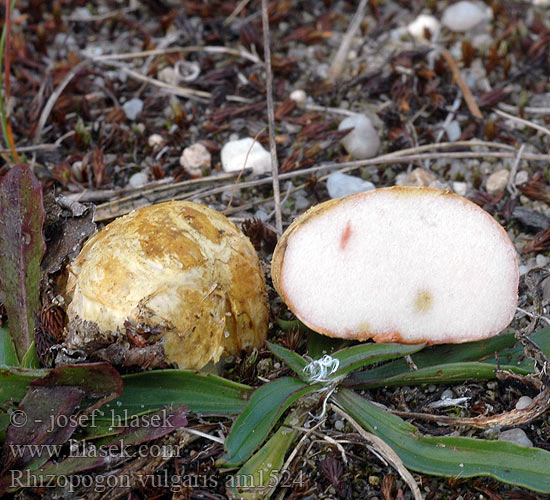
top-left (65, 201), bottom-right (269, 370)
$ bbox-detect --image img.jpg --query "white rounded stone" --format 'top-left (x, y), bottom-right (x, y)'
top-left (327, 172), bottom-right (375, 199)
top-left (498, 428), bottom-right (533, 448)
top-left (486, 170), bottom-right (509, 195)
top-left (338, 114), bottom-right (380, 159)
top-left (221, 138), bottom-right (271, 176)
top-left (122, 98), bottom-right (143, 121)
top-left (128, 171), bottom-right (148, 188)
top-left (290, 89), bottom-right (307, 107)
top-left (148, 134), bottom-right (164, 148)
top-left (515, 395), bottom-right (533, 410)
top-left (407, 14), bottom-right (441, 42)
top-left (180, 143), bottom-right (211, 177)
top-left (442, 1), bottom-right (490, 32)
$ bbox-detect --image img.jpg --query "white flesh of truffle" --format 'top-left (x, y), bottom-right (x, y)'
top-left (273, 187), bottom-right (518, 344)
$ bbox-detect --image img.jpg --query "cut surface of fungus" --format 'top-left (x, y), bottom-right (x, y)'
top-left (272, 187), bottom-right (519, 344)
top-left (65, 201), bottom-right (269, 370)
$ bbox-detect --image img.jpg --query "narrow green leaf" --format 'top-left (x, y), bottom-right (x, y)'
top-left (267, 341), bottom-right (308, 380)
top-left (347, 361), bottom-right (530, 389)
top-left (0, 164), bottom-right (46, 362)
top-left (346, 330), bottom-right (550, 388)
top-left (21, 341), bottom-right (40, 368)
top-left (0, 366), bottom-right (45, 407)
top-left (0, 327), bottom-right (18, 367)
top-left (331, 342), bottom-right (425, 379)
top-left (335, 388), bottom-right (550, 493)
top-left (104, 370), bottom-right (253, 418)
top-left (220, 377), bottom-right (320, 467)
top-left (228, 405), bottom-right (308, 500)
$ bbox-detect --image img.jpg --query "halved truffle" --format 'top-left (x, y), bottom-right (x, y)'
top-left (272, 187), bottom-right (518, 344)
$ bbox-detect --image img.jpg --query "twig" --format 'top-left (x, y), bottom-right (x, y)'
top-left (494, 108), bottom-right (550, 137)
top-left (328, 0), bottom-right (368, 82)
top-left (441, 49), bottom-right (483, 120)
top-left (33, 60), bottom-right (91, 143)
top-left (391, 387), bottom-right (550, 429)
top-left (261, 0), bottom-right (282, 235)
top-left (332, 404), bottom-right (422, 500)
top-left (499, 102), bottom-right (550, 115)
top-left (506, 144), bottom-right (525, 199)
top-left (93, 145), bottom-right (550, 221)
top-left (90, 45), bottom-right (262, 65)
top-left (183, 428), bottom-right (225, 444)
top-left (224, 0), bottom-right (252, 25)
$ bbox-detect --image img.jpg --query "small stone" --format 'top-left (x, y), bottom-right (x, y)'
top-left (441, 389), bottom-right (454, 400)
top-left (334, 420), bottom-right (345, 431)
top-left (368, 476), bottom-right (380, 486)
top-left (148, 134), bottom-right (164, 148)
top-left (453, 181), bottom-right (467, 196)
top-left (294, 192), bottom-right (310, 210)
top-left (515, 170), bottom-right (529, 186)
top-left (158, 67), bottom-right (179, 86)
top-left (486, 169), bottom-right (509, 195)
top-left (445, 120), bottom-right (461, 142)
top-left (122, 98), bottom-right (144, 121)
top-left (396, 168), bottom-right (437, 187)
top-left (338, 114), bottom-right (380, 159)
top-left (515, 396), bottom-right (533, 410)
top-left (128, 171), bottom-right (148, 188)
top-left (407, 14), bottom-right (440, 42)
top-left (536, 254), bottom-right (549, 267)
top-left (290, 89), bottom-right (307, 107)
top-left (498, 428), bottom-right (533, 448)
top-left (180, 143), bottom-right (211, 178)
top-left (221, 137), bottom-right (271, 176)
top-left (326, 172), bottom-right (375, 199)
top-left (441, 1), bottom-right (490, 32)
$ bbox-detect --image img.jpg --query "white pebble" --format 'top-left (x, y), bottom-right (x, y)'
top-left (326, 172), bottom-right (375, 199)
top-left (396, 168), bottom-right (437, 187)
top-left (515, 396), bottom-right (533, 410)
top-left (486, 169), bottom-right (509, 195)
top-left (180, 143), bottom-right (211, 178)
top-left (442, 1), bottom-right (490, 32)
top-left (453, 181), bottom-right (467, 196)
top-left (338, 115), bottom-right (380, 159)
top-left (515, 170), bottom-right (529, 186)
top-left (334, 420), bottom-right (345, 431)
top-left (407, 14), bottom-right (440, 42)
top-left (445, 120), bottom-right (461, 142)
top-left (221, 138), bottom-right (271, 176)
top-left (290, 89), bottom-right (307, 107)
top-left (498, 428), bottom-right (533, 448)
top-left (441, 389), bottom-right (454, 400)
top-left (148, 134), bottom-right (164, 148)
top-left (536, 254), bottom-right (549, 267)
top-left (158, 67), bottom-right (179, 86)
top-left (128, 171), bottom-right (148, 188)
top-left (122, 98), bottom-right (143, 121)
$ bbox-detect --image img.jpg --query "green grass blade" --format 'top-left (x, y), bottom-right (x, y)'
top-left (335, 388), bottom-right (550, 493)
top-left (347, 361), bottom-right (530, 388)
top-left (101, 370), bottom-right (252, 419)
top-left (346, 330), bottom-right (550, 388)
top-left (219, 377), bottom-right (320, 467)
top-left (0, 327), bottom-right (18, 366)
top-left (267, 341), bottom-right (308, 379)
top-left (227, 405), bottom-right (307, 499)
top-left (331, 343), bottom-right (425, 379)
top-left (0, 366), bottom-right (46, 407)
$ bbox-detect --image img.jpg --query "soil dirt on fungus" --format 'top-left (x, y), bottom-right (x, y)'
top-left (3, 0), bottom-right (550, 498)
